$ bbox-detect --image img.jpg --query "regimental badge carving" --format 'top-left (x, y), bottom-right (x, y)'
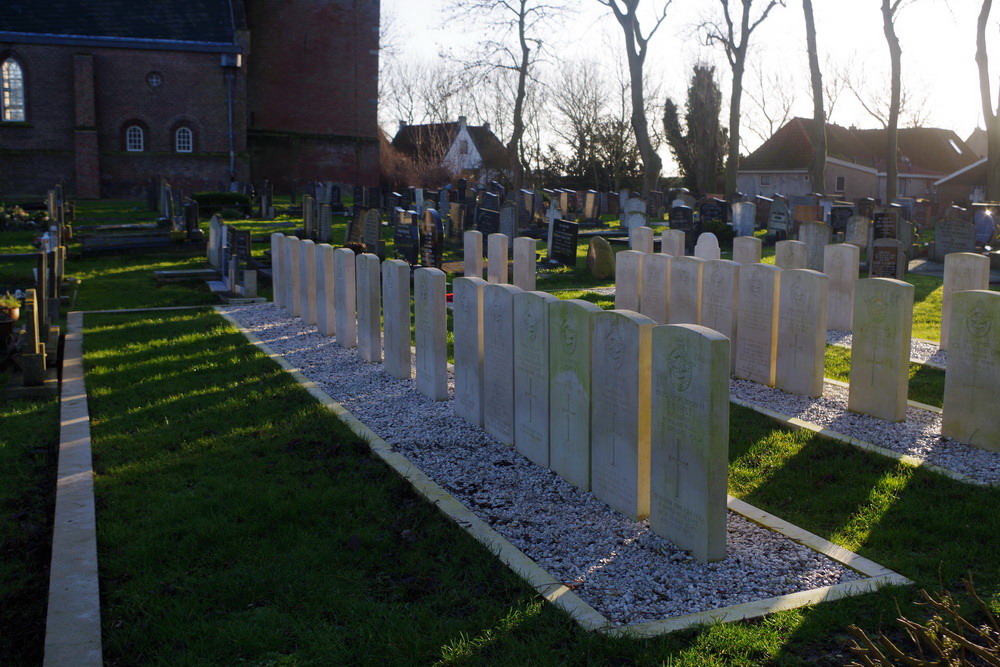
top-left (749, 272), bottom-right (764, 301)
top-left (790, 276), bottom-right (807, 311)
top-left (967, 302), bottom-right (992, 338)
top-left (667, 339), bottom-right (693, 392)
top-left (560, 311), bottom-right (577, 354)
top-left (605, 318), bottom-right (625, 363)
top-left (524, 301), bottom-right (539, 341)
top-left (490, 290), bottom-right (504, 324)
top-left (867, 291), bottom-right (888, 324)
top-left (710, 266), bottom-right (723, 292)
top-left (418, 277), bottom-right (429, 306)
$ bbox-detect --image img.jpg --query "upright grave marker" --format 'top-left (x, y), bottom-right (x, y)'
top-left (731, 201), bottom-right (756, 237)
top-left (775, 240), bottom-right (807, 269)
top-left (453, 277), bottom-right (487, 425)
top-left (699, 259), bottom-right (740, 372)
top-left (845, 216), bottom-right (871, 251)
top-left (333, 248), bottom-right (357, 348)
top-left (630, 226), bottom-right (654, 254)
top-left (299, 240), bottom-right (317, 325)
top-left (775, 269), bottom-right (829, 397)
top-left (735, 263), bottom-right (781, 386)
top-left (640, 253), bottom-right (670, 325)
top-left (316, 244), bottom-right (336, 337)
top-left (270, 233), bottom-right (285, 309)
top-left (590, 310), bottom-right (655, 520)
top-left (660, 229), bottom-right (685, 257)
top-left (487, 233), bottom-right (509, 284)
top-left (694, 233), bottom-right (721, 261)
top-left (824, 243), bottom-right (860, 331)
top-left (650, 324), bottom-right (730, 563)
top-left (549, 299), bottom-right (602, 490)
top-left (550, 219), bottom-right (579, 266)
top-left (514, 291), bottom-right (559, 467)
top-left (941, 252), bottom-right (990, 349)
top-left (942, 290), bottom-right (1000, 451)
top-left (414, 267), bottom-right (448, 400)
top-left (732, 236), bottom-right (762, 265)
top-left (798, 220), bottom-right (831, 272)
top-left (935, 218), bottom-right (976, 260)
top-left (869, 238), bottom-right (905, 279)
top-left (285, 236), bottom-right (301, 316)
top-left (512, 237), bottom-right (537, 291)
top-left (464, 230), bottom-right (484, 278)
top-left (484, 284), bottom-right (523, 443)
top-left (848, 278), bottom-right (914, 422)
top-left (615, 250), bottom-right (644, 312)
top-left (382, 259), bottom-right (412, 380)
top-left (356, 253), bottom-right (382, 363)
top-left (668, 256), bottom-right (705, 325)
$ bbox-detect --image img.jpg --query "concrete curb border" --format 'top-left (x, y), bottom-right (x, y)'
top-left (216, 305), bottom-right (912, 636)
top-left (44, 311), bottom-right (101, 666)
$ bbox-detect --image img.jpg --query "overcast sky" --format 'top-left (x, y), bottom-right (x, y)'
top-left (382, 0), bottom-right (996, 174)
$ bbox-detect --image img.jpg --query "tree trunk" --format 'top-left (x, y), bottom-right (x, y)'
top-left (725, 55), bottom-right (745, 199)
top-left (882, 0), bottom-right (901, 204)
top-left (977, 0), bottom-right (1000, 201)
top-left (627, 50), bottom-right (662, 196)
top-left (803, 0), bottom-right (827, 194)
top-left (506, 0), bottom-right (529, 194)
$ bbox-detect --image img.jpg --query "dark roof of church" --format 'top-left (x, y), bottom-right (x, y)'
top-left (392, 121), bottom-right (508, 164)
top-left (742, 117), bottom-right (979, 176)
top-left (1, 0), bottom-right (242, 44)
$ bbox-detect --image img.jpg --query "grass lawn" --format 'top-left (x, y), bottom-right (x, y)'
top-left (77, 308), bottom-right (1000, 663)
top-left (824, 345), bottom-right (946, 408)
top-left (0, 397), bottom-right (59, 664)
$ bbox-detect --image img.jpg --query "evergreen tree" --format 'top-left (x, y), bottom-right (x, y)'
top-left (663, 65), bottom-right (728, 195)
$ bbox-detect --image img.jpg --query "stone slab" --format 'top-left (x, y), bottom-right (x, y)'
top-left (415, 267), bottom-right (448, 400)
top-left (514, 291), bottom-right (559, 467)
top-left (668, 256), bottom-right (704, 325)
top-left (824, 244), bottom-right (860, 331)
top-left (775, 269), bottom-right (829, 397)
top-left (640, 253), bottom-right (670, 325)
top-left (382, 259), bottom-right (412, 380)
top-left (735, 263), bottom-right (781, 386)
top-left (484, 283), bottom-right (523, 442)
top-left (615, 249), bottom-right (644, 312)
top-left (453, 277), bottom-right (487, 425)
top-left (356, 253), bottom-right (382, 363)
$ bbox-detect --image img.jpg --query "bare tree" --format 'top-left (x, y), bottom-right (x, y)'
top-left (803, 0), bottom-right (827, 194)
top-left (823, 55), bottom-right (847, 120)
top-left (595, 0), bottom-right (671, 196)
top-left (447, 0), bottom-right (562, 193)
top-left (977, 0), bottom-right (1000, 200)
top-left (743, 65), bottom-right (797, 145)
top-left (701, 0), bottom-right (785, 199)
top-left (552, 60), bottom-right (607, 188)
top-left (840, 61), bottom-right (931, 128)
top-left (881, 0), bottom-right (903, 203)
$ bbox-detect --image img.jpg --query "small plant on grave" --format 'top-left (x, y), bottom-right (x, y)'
top-left (0, 292), bottom-right (21, 322)
top-left (219, 207), bottom-right (245, 220)
top-left (847, 577), bottom-right (1000, 666)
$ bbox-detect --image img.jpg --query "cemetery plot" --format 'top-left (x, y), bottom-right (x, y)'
top-left (223, 302), bottom-right (908, 632)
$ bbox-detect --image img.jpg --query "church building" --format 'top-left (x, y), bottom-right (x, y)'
top-left (0, 0), bottom-right (380, 197)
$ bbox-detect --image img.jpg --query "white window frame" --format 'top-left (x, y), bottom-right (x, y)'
top-left (175, 126), bottom-right (193, 153)
top-left (126, 125), bottom-right (144, 152)
top-left (760, 174), bottom-right (770, 186)
top-left (1, 58), bottom-right (26, 122)
top-left (459, 139), bottom-right (469, 155)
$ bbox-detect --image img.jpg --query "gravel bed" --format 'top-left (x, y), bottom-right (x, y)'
top-left (827, 330), bottom-right (947, 368)
top-left (223, 303), bottom-right (863, 626)
top-left (731, 378), bottom-right (1000, 485)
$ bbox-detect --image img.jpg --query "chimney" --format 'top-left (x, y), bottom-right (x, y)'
top-left (458, 115), bottom-right (467, 130)
top-left (398, 120), bottom-right (406, 132)
top-left (483, 121), bottom-right (490, 132)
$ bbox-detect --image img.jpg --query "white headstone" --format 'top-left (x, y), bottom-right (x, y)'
top-left (270, 233), bottom-right (285, 308)
top-left (775, 269), bottom-right (829, 397)
top-left (381, 259), bottom-right (412, 380)
top-left (639, 253), bottom-right (670, 325)
top-left (845, 215), bottom-right (871, 251)
top-left (355, 253), bottom-right (382, 363)
top-left (512, 237), bottom-right (538, 291)
top-left (487, 233), bottom-right (509, 284)
top-left (315, 243), bottom-right (336, 337)
top-left (333, 248), bottom-right (357, 348)
top-left (694, 233), bottom-right (721, 261)
top-left (775, 240), bottom-right (808, 270)
top-left (731, 201), bottom-right (757, 237)
top-left (942, 290), bottom-right (1000, 451)
top-left (668, 256), bottom-right (705, 325)
top-left (824, 243), bottom-right (860, 331)
top-left (464, 230), bottom-right (483, 279)
top-left (299, 240), bottom-right (317, 325)
top-left (660, 229), bottom-right (685, 257)
top-left (590, 310), bottom-right (654, 520)
top-left (699, 259), bottom-right (740, 372)
top-left (650, 323), bottom-right (730, 563)
top-left (514, 291), bottom-right (559, 467)
top-left (732, 236), bottom-right (762, 265)
top-left (941, 252), bottom-right (990, 349)
top-left (549, 299), bottom-right (602, 491)
top-left (798, 220), bottom-right (832, 272)
top-left (630, 226), bottom-right (654, 254)
top-left (621, 197), bottom-right (647, 230)
top-left (615, 249), bottom-right (644, 312)
top-left (414, 267), bottom-right (448, 400)
top-left (453, 276), bottom-right (487, 425)
top-left (483, 283), bottom-right (523, 443)
top-left (285, 236), bottom-right (300, 316)
top-left (735, 263), bottom-right (781, 386)
top-left (847, 278), bottom-right (914, 422)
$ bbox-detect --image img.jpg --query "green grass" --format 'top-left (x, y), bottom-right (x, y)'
top-left (824, 345), bottom-right (946, 408)
top-left (0, 397), bottom-right (59, 665)
top-left (77, 308), bottom-right (1000, 664)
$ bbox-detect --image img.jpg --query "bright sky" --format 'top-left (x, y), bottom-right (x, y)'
top-left (383, 0), bottom-right (998, 174)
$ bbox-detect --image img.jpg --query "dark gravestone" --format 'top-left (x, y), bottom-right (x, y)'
top-left (366, 186), bottom-right (381, 210)
top-left (477, 207), bottom-right (500, 237)
top-left (457, 178), bottom-right (468, 203)
top-left (352, 185), bottom-right (364, 216)
top-left (669, 204), bottom-right (698, 251)
top-left (420, 208), bottom-right (444, 269)
top-left (449, 202), bottom-right (467, 242)
top-left (346, 208), bottom-right (365, 244)
top-left (559, 190), bottom-right (574, 216)
top-left (490, 181), bottom-right (506, 203)
top-left (768, 198), bottom-right (791, 236)
top-left (755, 195), bottom-right (773, 230)
top-left (363, 208), bottom-right (382, 250)
top-left (582, 190), bottom-right (600, 225)
top-left (499, 201), bottom-right (517, 240)
top-left (647, 190), bottom-right (664, 220)
top-left (394, 215), bottom-right (420, 265)
top-left (872, 208), bottom-right (899, 240)
top-left (856, 198), bottom-right (876, 220)
top-left (481, 191), bottom-right (500, 212)
top-left (235, 229), bottom-right (252, 263)
top-left (607, 192), bottom-right (620, 217)
top-left (183, 202), bottom-right (199, 233)
top-left (330, 185), bottom-right (342, 212)
top-left (869, 239), bottom-right (904, 279)
top-left (830, 205), bottom-right (854, 233)
top-left (319, 204), bottom-right (333, 243)
top-left (699, 198), bottom-right (728, 226)
top-left (934, 218), bottom-right (976, 259)
top-left (387, 192), bottom-right (402, 214)
top-left (550, 219), bottom-right (580, 267)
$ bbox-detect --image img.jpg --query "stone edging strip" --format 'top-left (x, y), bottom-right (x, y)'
top-left (44, 311), bottom-right (102, 666)
top-left (216, 305), bottom-right (912, 636)
top-left (730, 398), bottom-right (986, 487)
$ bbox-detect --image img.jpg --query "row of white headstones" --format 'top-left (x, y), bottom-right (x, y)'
top-left (270, 231), bottom-right (731, 563)
top-left (620, 227), bottom-right (998, 451)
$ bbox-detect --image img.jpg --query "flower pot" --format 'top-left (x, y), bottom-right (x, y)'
top-left (0, 306), bottom-right (18, 323)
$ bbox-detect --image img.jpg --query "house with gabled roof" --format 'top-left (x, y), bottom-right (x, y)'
top-left (737, 118), bottom-right (980, 202)
top-left (391, 116), bottom-right (510, 180)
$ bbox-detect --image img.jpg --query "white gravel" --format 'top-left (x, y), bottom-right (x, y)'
top-left (731, 378), bottom-right (1000, 485)
top-left (827, 330), bottom-right (947, 369)
top-left (223, 303), bottom-right (863, 627)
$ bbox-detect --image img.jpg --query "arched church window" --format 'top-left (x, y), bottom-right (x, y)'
top-left (126, 125), bottom-right (145, 152)
top-left (175, 126), bottom-right (193, 153)
top-left (1, 58), bottom-right (26, 121)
